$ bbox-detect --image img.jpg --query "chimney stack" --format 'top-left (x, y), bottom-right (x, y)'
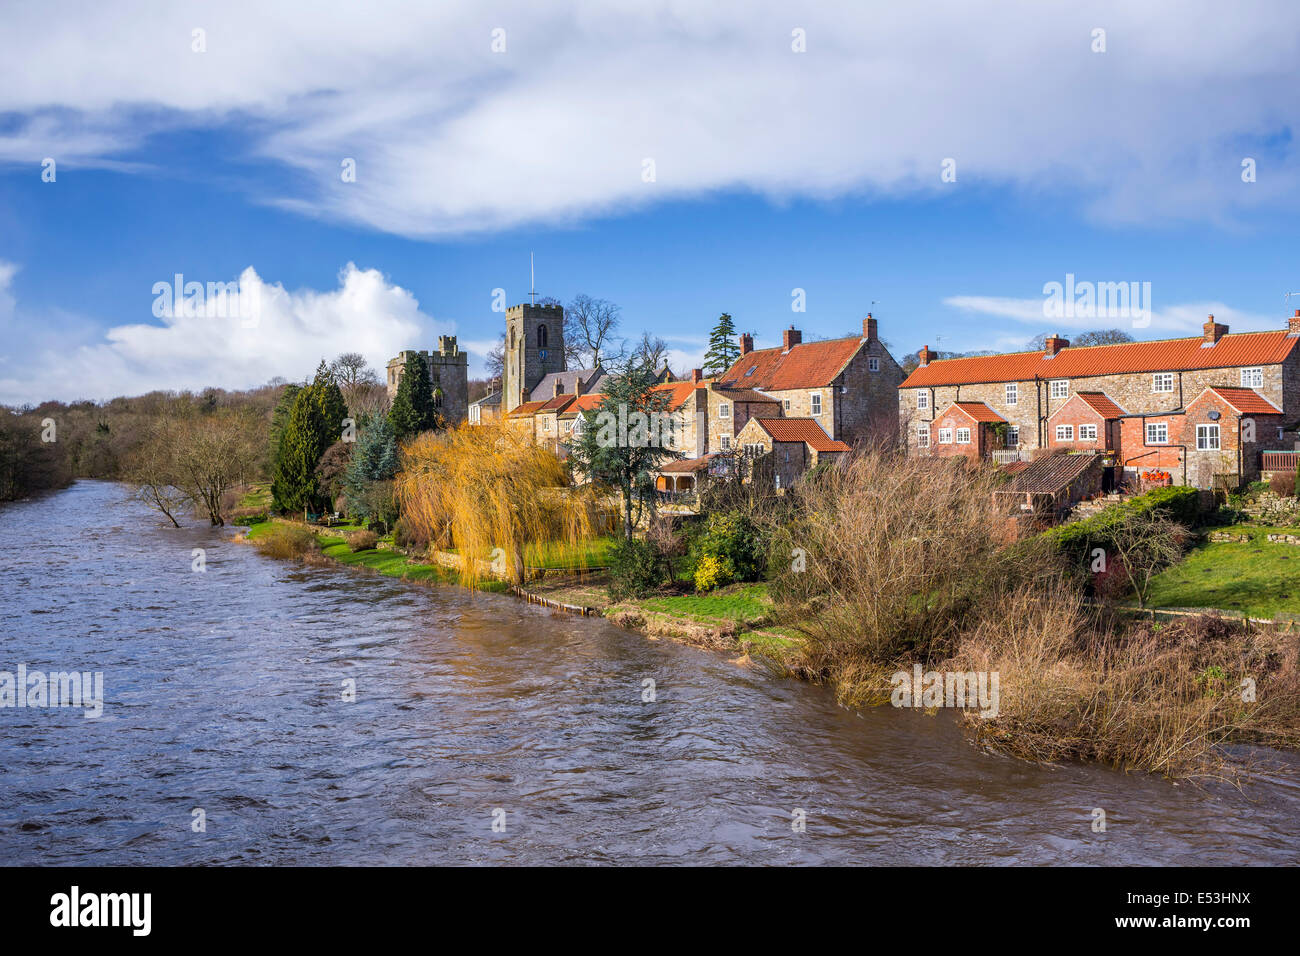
top-left (554, 377), bottom-right (563, 398)
top-left (1203, 314), bottom-right (1228, 345)
top-left (863, 313), bottom-right (877, 341)
top-left (1044, 333), bottom-right (1070, 356)
top-left (739, 332), bottom-right (753, 356)
top-left (1288, 309), bottom-right (1300, 335)
top-left (690, 368), bottom-right (702, 384)
top-left (782, 326), bottom-right (803, 351)
top-left (573, 375), bottom-right (584, 398)
top-left (918, 345), bottom-right (934, 367)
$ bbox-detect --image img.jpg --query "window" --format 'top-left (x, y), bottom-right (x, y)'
top-left (917, 392), bottom-right (929, 410)
top-left (1197, 424), bottom-right (1220, 450)
top-left (811, 393), bottom-right (822, 415)
top-left (1241, 367), bottom-right (1264, 388)
top-left (774, 474), bottom-right (782, 490)
top-left (1079, 424), bottom-right (1098, 441)
top-left (718, 402), bottom-right (731, 418)
top-left (1146, 422), bottom-right (1168, 444)
top-left (720, 436), bottom-right (731, 451)
top-left (869, 357), bottom-right (880, 372)
top-left (783, 400), bottom-right (791, 411)
top-left (1005, 425), bottom-right (1019, 447)
top-left (955, 427), bottom-right (971, 444)
top-left (1153, 373), bottom-right (1174, 393)
top-left (1050, 380), bottom-right (1068, 399)
top-left (1055, 424), bottom-right (1074, 441)
top-left (745, 366), bottom-right (756, 377)
top-left (469, 405), bottom-right (481, 425)
top-left (1005, 383), bottom-right (1018, 405)
top-left (744, 442), bottom-right (765, 456)
top-left (938, 428), bottom-right (953, 444)
top-left (917, 426), bottom-right (930, 448)
top-left (537, 324), bottom-right (548, 348)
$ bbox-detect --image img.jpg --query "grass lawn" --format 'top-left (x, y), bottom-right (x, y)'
top-left (1144, 524), bottom-right (1300, 619)
top-left (635, 583), bottom-right (772, 626)
top-left (236, 482), bottom-right (272, 510)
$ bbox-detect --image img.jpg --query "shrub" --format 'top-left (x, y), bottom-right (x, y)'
top-left (692, 553), bottom-right (733, 592)
top-left (1269, 471), bottom-right (1297, 497)
top-left (689, 511), bottom-right (766, 591)
top-left (1044, 485), bottom-right (1201, 564)
top-left (253, 523), bottom-right (319, 560)
top-left (606, 536), bottom-right (664, 601)
top-left (393, 517), bottom-right (430, 553)
top-left (228, 507), bottom-right (268, 526)
top-left (345, 529), bottom-right (378, 552)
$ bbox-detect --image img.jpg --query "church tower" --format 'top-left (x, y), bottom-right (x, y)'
top-left (503, 302), bottom-right (565, 412)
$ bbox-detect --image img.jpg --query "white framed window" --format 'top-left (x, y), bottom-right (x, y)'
top-left (869, 357), bottom-right (880, 372)
top-left (938, 428), bottom-right (953, 444)
top-left (774, 474), bottom-right (782, 490)
top-left (955, 427), bottom-right (971, 444)
top-left (1055, 424), bottom-right (1074, 441)
top-left (1005, 425), bottom-right (1019, 446)
top-left (720, 436), bottom-right (731, 451)
top-left (917, 426), bottom-right (930, 448)
top-left (718, 402), bottom-right (731, 418)
top-left (1153, 372), bottom-right (1174, 393)
top-left (811, 393), bottom-right (822, 415)
top-left (783, 399), bottom-right (791, 411)
top-left (917, 392), bottom-right (929, 410)
top-left (1240, 367), bottom-right (1264, 388)
top-left (1196, 424), bottom-right (1220, 450)
top-left (469, 405), bottom-right (481, 424)
top-left (744, 442), bottom-right (765, 456)
top-left (1146, 422), bottom-right (1168, 444)
top-left (1078, 424), bottom-right (1098, 441)
top-left (1005, 383), bottom-right (1018, 405)
top-left (1049, 380), bottom-right (1068, 399)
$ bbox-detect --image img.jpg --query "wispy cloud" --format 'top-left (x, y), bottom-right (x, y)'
top-left (943, 293), bottom-right (1280, 338)
top-left (1, 1), bottom-right (1297, 236)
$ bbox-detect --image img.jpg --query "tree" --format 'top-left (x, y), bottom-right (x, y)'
top-left (564, 294), bottom-right (623, 368)
top-left (387, 351), bottom-right (439, 442)
top-left (170, 410), bottom-right (261, 525)
top-left (1027, 329), bottom-right (1135, 350)
top-left (329, 352), bottom-right (381, 408)
top-left (631, 331), bottom-right (671, 375)
top-left (343, 415), bottom-right (401, 527)
top-left (702, 313), bottom-right (740, 376)
top-left (567, 366), bottom-right (680, 539)
top-left (1105, 511), bottom-right (1187, 609)
top-left (268, 383), bottom-right (302, 469)
top-left (312, 361), bottom-right (349, 448)
top-left (485, 332), bottom-right (506, 380)
top-left (273, 386), bottom-right (330, 514)
top-left (125, 417), bottom-right (189, 527)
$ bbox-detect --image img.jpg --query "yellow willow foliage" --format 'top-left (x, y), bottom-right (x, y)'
top-left (395, 421), bottom-right (600, 585)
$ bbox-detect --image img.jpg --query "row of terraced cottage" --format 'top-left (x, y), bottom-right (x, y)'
top-left (452, 301), bottom-right (1300, 502)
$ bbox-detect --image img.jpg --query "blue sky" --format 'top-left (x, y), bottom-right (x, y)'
top-left (2, 1), bottom-right (1299, 402)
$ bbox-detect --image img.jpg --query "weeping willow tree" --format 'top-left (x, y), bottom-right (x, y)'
top-left (396, 421), bottom-right (599, 585)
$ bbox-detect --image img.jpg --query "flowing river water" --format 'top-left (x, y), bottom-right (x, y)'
top-left (2, 480), bottom-right (1298, 865)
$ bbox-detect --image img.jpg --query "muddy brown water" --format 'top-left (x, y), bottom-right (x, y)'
top-left (1, 480), bottom-right (1297, 865)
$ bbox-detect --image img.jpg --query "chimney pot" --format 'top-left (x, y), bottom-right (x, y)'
top-left (918, 345), bottom-right (934, 367)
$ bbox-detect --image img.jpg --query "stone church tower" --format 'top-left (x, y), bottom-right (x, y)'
top-left (503, 302), bottom-right (565, 412)
top-left (385, 335), bottom-right (469, 424)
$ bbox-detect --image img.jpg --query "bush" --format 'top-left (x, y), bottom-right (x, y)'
top-left (393, 517), bottom-right (429, 552)
top-left (1269, 471), bottom-right (1297, 497)
top-left (606, 536), bottom-right (664, 601)
top-left (689, 512), bottom-right (766, 592)
top-left (345, 529), bottom-right (378, 552)
top-left (1044, 485), bottom-right (1201, 563)
top-left (253, 523), bottom-right (320, 560)
top-left (228, 507), bottom-right (268, 526)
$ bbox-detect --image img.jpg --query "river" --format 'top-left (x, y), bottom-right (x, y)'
top-left (1, 480), bottom-right (1297, 865)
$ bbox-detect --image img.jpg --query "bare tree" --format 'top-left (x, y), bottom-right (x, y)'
top-left (485, 332), bottom-right (505, 380)
top-left (329, 352), bottom-right (381, 410)
top-left (630, 331), bottom-right (671, 374)
top-left (1105, 511), bottom-right (1187, 609)
top-left (125, 418), bottom-right (190, 527)
top-left (564, 294), bottom-right (624, 368)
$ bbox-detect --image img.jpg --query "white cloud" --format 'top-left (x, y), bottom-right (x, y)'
top-left (0, 263), bottom-right (472, 403)
top-left (0, 1), bottom-right (1297, 235)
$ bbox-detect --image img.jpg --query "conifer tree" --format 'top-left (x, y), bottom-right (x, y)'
top-left (387, 351), bottom-right (438, 442)
top-left (272, 386), bottom-right (329, 514)
top-left (702, 312), bottom-right (741, 377)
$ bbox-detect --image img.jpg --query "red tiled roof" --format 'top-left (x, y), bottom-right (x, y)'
top-left (718, 335), bottom-right (864, 390)
top-left (1048, 391), bottom-right (1127, 421)
top-left (900, 330), bottom-right (1299, 388)
top-left (506, 400), bottom-right (547, 418)
top-left (949, 401), bottom-right (1006, 424)
top-left (753, 417), bottom-right (851, 452)
top-left (539, 394), bottom-right (575, 411)
top-left (565, 393), bottom-right (605, 413)
top-left (1198, 386), bottom-right (1283, 415)
top-left (646, 379), bottom-right (711, 411)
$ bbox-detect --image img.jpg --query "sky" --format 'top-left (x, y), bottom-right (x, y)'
top-left (1, 0), bottom-right (1299, 404)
